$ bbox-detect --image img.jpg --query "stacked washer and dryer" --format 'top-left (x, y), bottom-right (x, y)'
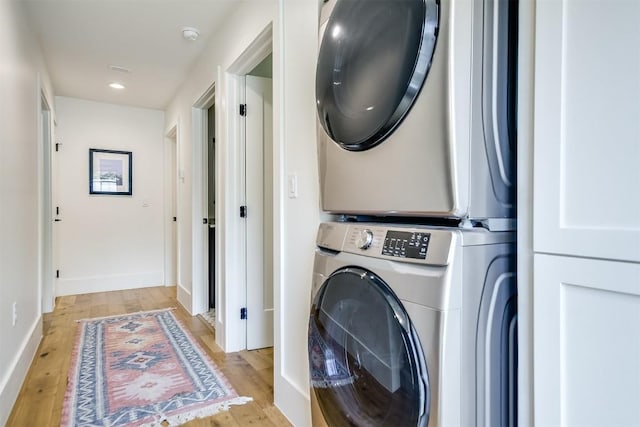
top-left (307, 0), bottom-right (518, 426)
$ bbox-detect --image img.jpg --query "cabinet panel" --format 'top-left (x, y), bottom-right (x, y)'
top-left (534, 254), bottom-right (640, 426)
top-left (533, 0), bottom-right (640, 262)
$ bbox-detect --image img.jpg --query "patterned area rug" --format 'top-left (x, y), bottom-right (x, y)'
top-left (61, 309), bottom-right (251, 427)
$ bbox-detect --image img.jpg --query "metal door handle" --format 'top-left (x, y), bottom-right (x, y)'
top-left (54, 219), bottom-right (62, 222)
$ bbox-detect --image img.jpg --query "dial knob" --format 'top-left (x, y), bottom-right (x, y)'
top-left (356, 229), bottom-right (374, 250)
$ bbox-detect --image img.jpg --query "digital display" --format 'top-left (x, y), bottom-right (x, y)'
top-left (382, 231), bottom-right (430, 260)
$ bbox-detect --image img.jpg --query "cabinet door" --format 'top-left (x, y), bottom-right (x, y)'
top-left (534, 254), bottom-right (640, 426)
top-left (533, 0), bottom-right (640, 262)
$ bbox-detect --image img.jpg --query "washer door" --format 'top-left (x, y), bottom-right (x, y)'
top-left (308, 267), bottom-right (429, 426)
top-left (316, 0), bottom-right (439, 151)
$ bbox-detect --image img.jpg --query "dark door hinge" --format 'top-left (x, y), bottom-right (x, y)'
top-left (56, 206), bottom-right (60, 215)
top-left (173, 217), bottom-right (177, 222)
top-left (240, 307), bottom-right (247, 320)
top-left (55, 142), bottom-right (62, 152)
top-left (239, 104), bottom-right (246, 116)
top-left (240, 205), bottom-right (247, 218)
top-left (203, 218), bottom-right (208, 224)
top-left (56, 270), bottom-right (60, 278)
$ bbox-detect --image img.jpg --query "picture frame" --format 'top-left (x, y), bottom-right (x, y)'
top-left (89, 149), bottom-right (132, 195)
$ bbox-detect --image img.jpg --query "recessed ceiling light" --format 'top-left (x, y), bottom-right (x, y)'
top-left (109, 82), bottom-right (125, 90)
top-left (182, 27), bottom-right (200, 41)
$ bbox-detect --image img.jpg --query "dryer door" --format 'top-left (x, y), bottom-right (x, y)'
top-left (308, 266), bottom-right (430, 426)
top-left (316, 0), bottom-right (439, 151)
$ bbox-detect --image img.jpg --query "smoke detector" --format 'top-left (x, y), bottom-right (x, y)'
top-left (182, 27), bottom-right (200, 41)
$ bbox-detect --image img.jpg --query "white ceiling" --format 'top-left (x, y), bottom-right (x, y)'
top-left (22, 0), bottom-right (241, 110)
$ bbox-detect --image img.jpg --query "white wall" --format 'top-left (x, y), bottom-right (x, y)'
top-left (275, 1), bottom-right (322, 425)
top-left (164, 0), bottom-right (322, 425)
top-left (165, 0), bottom-right (276, 318)
top-left (0, 0), bottom-right (54, 423)
top-left (54, 97), bottom-right (165, 296)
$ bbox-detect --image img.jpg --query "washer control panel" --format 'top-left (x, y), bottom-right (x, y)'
top-left (319, 222), bottom-right (455, 266)
top-left (382, 230), bottom-right (430, 260)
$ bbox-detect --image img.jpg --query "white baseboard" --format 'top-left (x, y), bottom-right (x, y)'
top-left (176, 283), bottom-right (192, 314)
top-left (275, 372), bottom-right (312, 427)
top-left (0, 316), bottom-right (42, 426)
top-left (56, 271), bottom-right (164, 296)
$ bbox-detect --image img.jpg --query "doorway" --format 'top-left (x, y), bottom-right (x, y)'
top-left (39, 92), bottom-right (55, 313)
top-left (202, 102), bottom-right (217, 329)
top-left (191, 83), bottom-right (216, 318)
top-left (189, 26), bottom-right (274, 353)
top-left (164, 125), bottom-right (179, 288)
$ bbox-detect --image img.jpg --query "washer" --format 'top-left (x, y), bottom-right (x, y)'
top-left (308, 222), bottom-right (517, 426)
top-left (316, 0), bottom-right (518, 227)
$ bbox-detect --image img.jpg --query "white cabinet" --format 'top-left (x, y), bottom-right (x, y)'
top-left (533, 0), bottom-right (640, 263)
top-left (534, 254), bottom-right (640, 426)
top-left (531, 1), bottom-right (640, 425)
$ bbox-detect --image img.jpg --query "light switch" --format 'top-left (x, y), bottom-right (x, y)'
top-left (288, 174), bottom-right (298, 199)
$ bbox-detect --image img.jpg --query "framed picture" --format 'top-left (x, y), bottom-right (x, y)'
top-left (89, 149), bottom-right (132, 195)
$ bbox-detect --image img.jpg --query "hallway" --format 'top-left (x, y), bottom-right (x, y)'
top-left (7, 287), bottom-right (290, 427)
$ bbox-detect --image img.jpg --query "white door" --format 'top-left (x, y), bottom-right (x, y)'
top-left (534, 254), bottom-right (640, 426)
top-left (245, 75), bottom-right (274, 350)
top-left (169, 134), bottom-right (178, 285)
top-left (41, 98), bottom-right (55, 312)
top-left (51, 125), bottom-right (61, 306)
top-left (531, 1), bottom-right (640, 425)
top-left (532, 0), bottom-right (640, 263)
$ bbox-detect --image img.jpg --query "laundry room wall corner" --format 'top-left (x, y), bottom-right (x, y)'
top-left (274, 1), bottom-right (320, 426)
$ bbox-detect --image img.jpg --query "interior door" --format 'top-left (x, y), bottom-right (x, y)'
top-left (51, 121), bottom-right (61, 311)
top-left (207, 104), bottom-right (215, 309)
top-left (41, 98), bottom-right (55, 313)
top-left (169, 134), bottom-right (178, 286)
top-left (245, 75), bottom-right (274, 350)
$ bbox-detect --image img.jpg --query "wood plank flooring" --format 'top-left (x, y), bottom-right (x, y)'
top-left (6, 286), bottom-right (292, 427)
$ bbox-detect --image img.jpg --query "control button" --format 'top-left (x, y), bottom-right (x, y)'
top-left (355, 229), bottom-right (374, 250)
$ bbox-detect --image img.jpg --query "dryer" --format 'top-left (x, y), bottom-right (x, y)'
top-left (308, 222), bottom-right (517, 426)
top-left (316, 0), bottom-right (518, 228)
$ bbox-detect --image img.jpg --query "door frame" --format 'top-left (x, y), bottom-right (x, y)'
top-left (190, 24), bottom-right (274, 352)
top-left (37, 75), bottom-right (55, 314)
top-left (192, 84), bottom-right (216, 316)
top-left (164, 123), bottom-right (180, 288)
top-left (224, 25), bottom-right (273, 352)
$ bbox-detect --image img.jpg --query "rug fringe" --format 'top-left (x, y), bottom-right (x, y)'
top-left (75, 307), bottom-right (176, 322)
top-left (140, 396), bottom-right (254, 427)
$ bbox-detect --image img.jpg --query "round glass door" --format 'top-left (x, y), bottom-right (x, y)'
top-left (316, 0), bottom-right (439, 151)
top-left (308, 267), bottom-right (429, 426)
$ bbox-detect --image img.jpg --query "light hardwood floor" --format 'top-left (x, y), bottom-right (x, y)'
top-left (7, 286), bottom-right (292, 427)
